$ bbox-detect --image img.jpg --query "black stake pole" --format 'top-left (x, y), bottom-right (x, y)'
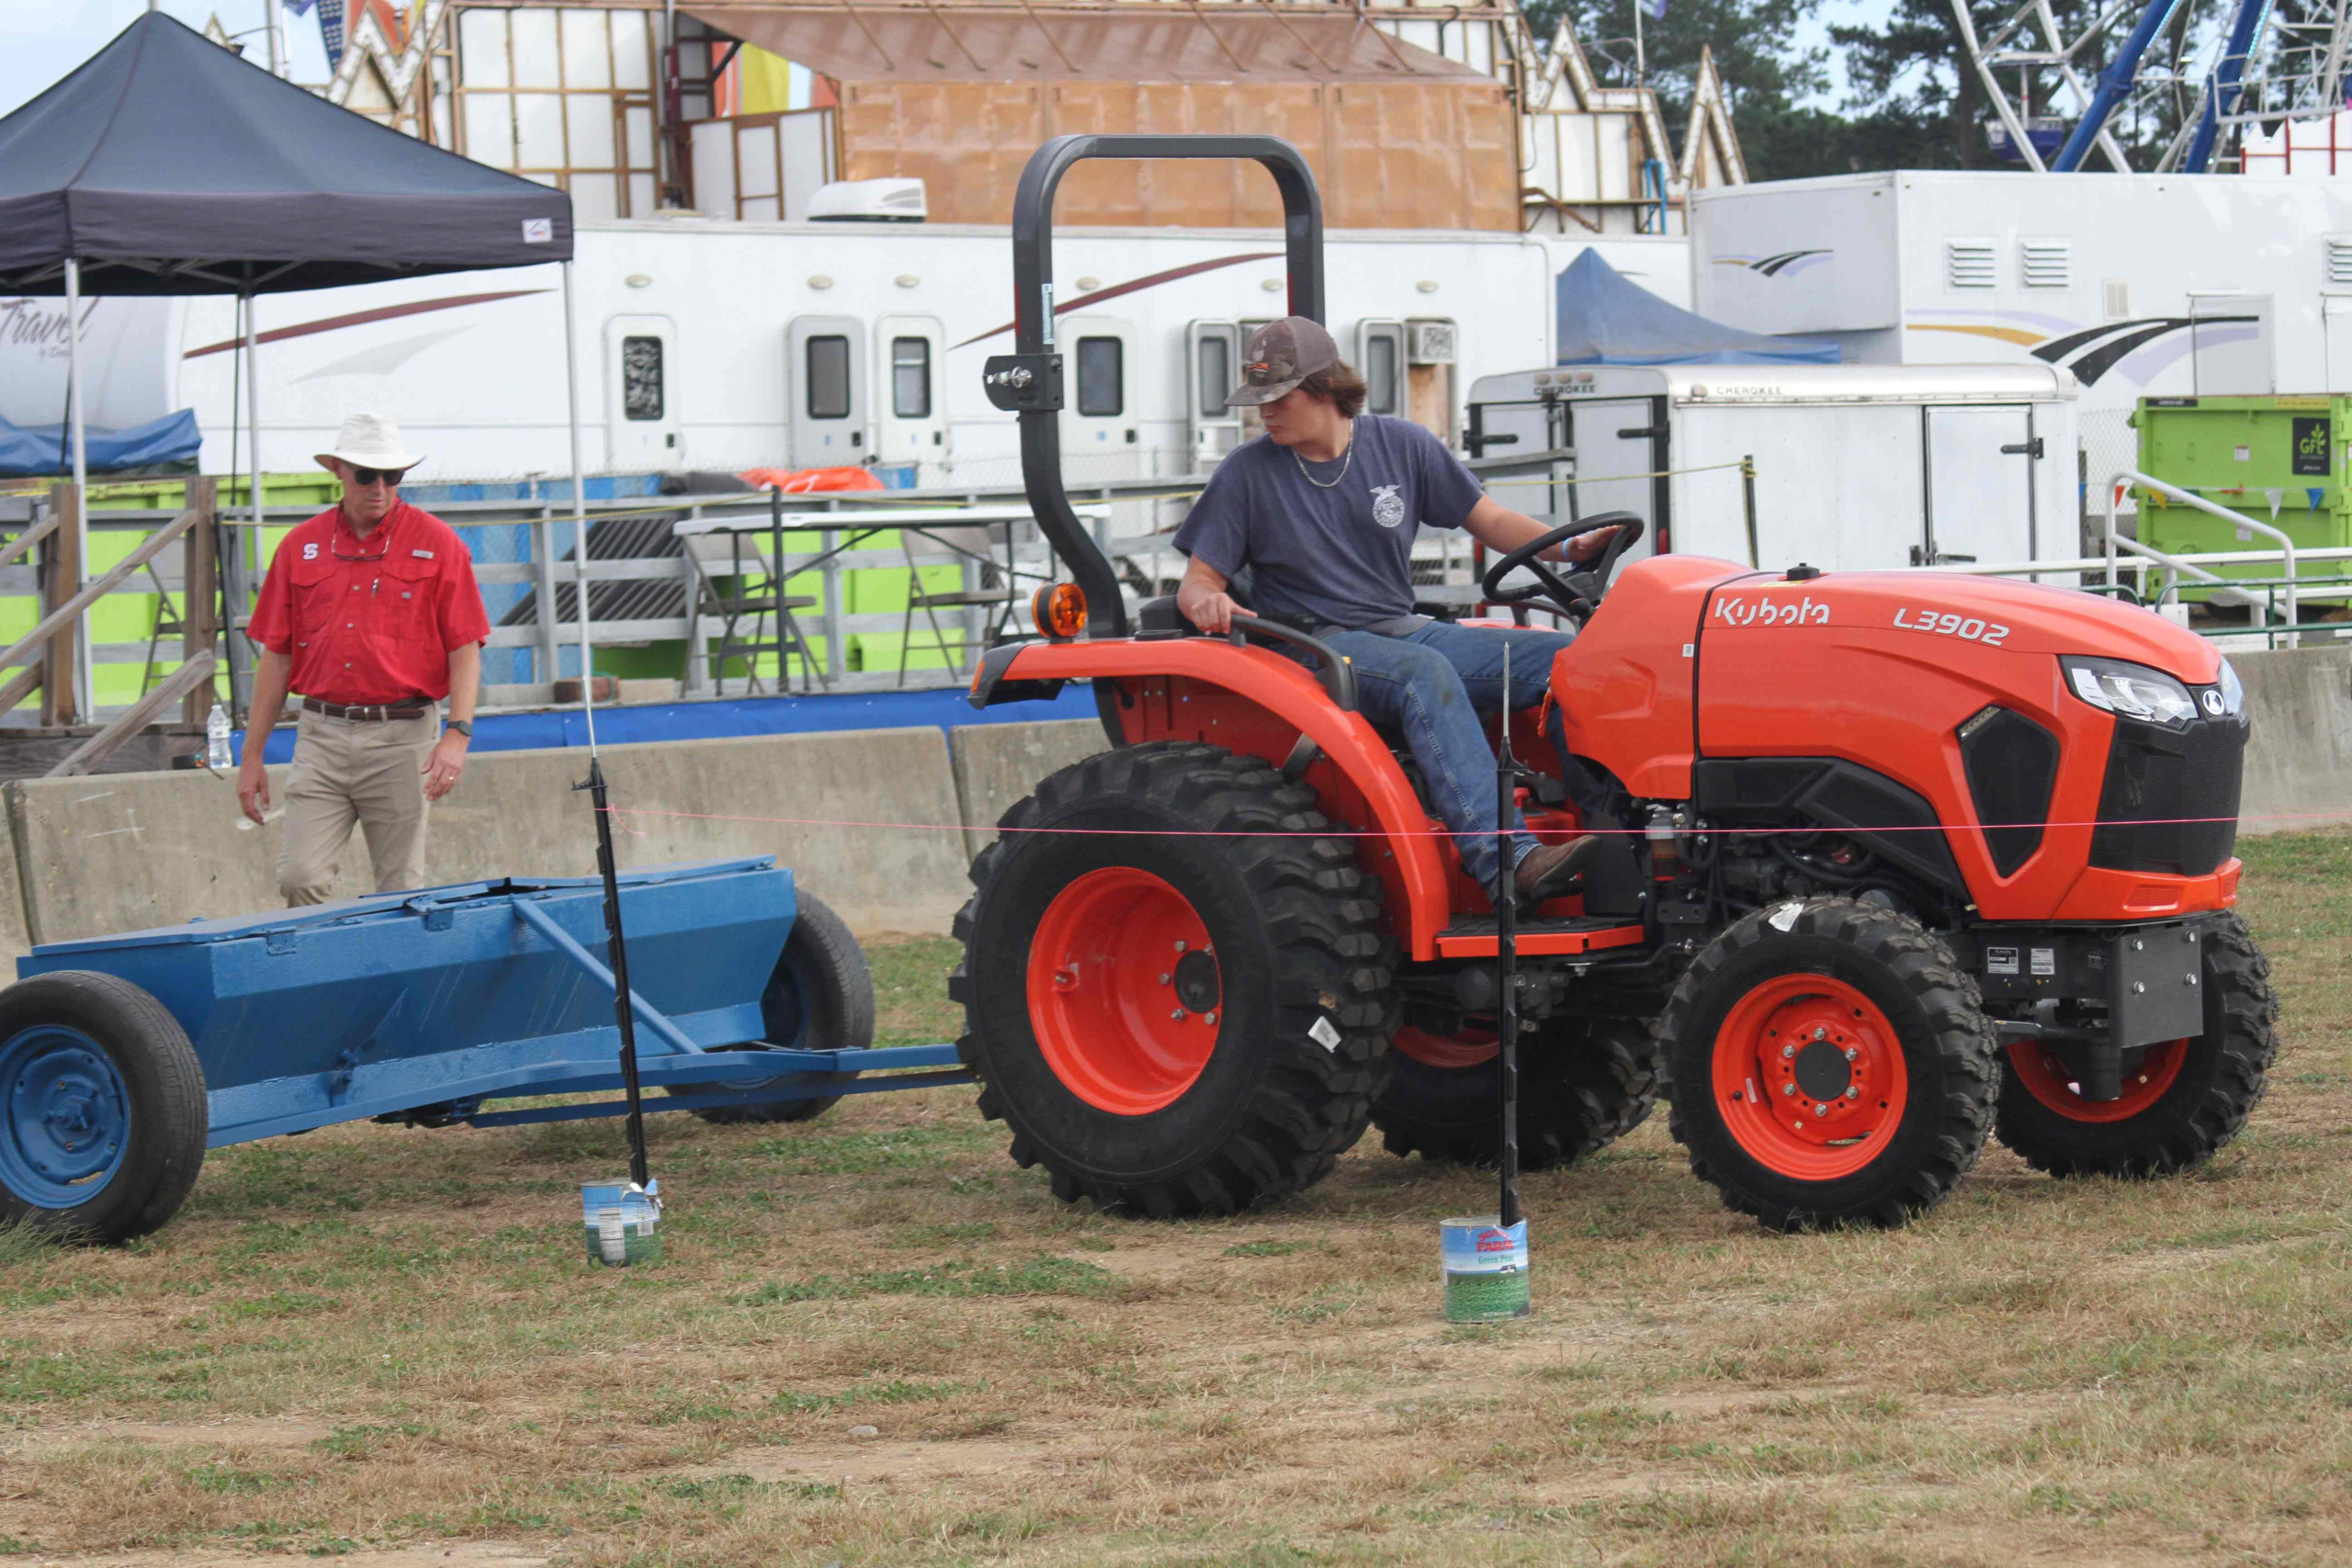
top-left (1496, 645), bottom-right (1521, 1233)
top-left (582, 755), bottom-right (650, 1190)
top-left (1742, 454), bottom-right (1760, 570)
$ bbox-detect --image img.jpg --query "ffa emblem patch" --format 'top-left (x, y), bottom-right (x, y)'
top-left (1370, 483), bottom-right (1407, 529)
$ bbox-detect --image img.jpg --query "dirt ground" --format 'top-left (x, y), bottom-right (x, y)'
top-left (0, 833), bottom-right (2346, 1566)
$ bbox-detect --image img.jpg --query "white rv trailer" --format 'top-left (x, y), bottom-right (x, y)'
top-left (1689, 171), bottom-right (2352, 491)
top-left (1464, 363), bottom-right (2082, 572)
top-left (2, 221), bottom-right (1689, 495)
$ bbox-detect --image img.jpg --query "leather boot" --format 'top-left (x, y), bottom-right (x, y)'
top-left (1511, 835), bottom-right (1601, 908)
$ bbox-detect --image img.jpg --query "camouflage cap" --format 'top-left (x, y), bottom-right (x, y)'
top-left (1226, 316), bottom-right (1340, 407)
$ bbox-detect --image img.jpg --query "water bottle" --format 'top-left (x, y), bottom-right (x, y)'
top-left (206, 703), bottom-right (232, 771)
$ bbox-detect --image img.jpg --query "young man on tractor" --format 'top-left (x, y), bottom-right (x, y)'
top-left (1171, 316), bottom-right (1616, 909)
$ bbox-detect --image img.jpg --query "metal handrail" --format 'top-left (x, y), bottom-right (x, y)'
top-left (2106, 468), bottom-right (2301, 646)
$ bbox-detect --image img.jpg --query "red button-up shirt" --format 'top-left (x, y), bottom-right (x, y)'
top-left (247, 502), bottom-right (492, 705)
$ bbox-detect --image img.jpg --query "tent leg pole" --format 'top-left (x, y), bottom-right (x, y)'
top-left (62, 257), bottom-right (93, 724)
top-left (562, 260), bottom-right (597, 754)
top-left (243, 291), bottom-right (266, 720)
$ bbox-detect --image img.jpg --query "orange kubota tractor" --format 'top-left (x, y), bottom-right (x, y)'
top-left (951, 135), bottom-right (2278, 1230)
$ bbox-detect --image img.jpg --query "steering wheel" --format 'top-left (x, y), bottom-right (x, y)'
top-left (1478, 512), bottom-right (1647, 624)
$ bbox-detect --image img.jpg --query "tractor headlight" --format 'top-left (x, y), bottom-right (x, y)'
top-left (2062, 656), bottom-right (2199, 729)
top-left (2217, 656), bottom-right (2246, 717)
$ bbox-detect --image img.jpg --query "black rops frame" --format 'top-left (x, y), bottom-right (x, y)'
top-left (984, 134), bottom-right (1327, 640)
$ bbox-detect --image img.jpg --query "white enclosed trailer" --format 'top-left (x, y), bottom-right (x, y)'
top-left (3, 221), bottom-right (1689, 491)
top-left (1690, 171), bottom-right (2352, 488)
top-left (1464, 362), bottom-right (2081, 571)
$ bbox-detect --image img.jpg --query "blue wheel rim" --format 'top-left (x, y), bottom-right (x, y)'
top-left (0, 1026), bottom-right (129, 1210)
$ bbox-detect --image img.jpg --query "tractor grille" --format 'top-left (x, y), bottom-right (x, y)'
top-left (2087, 698), bottom-right (2246, 876)
top-left (1958, 706), bottom-right (2059, 876)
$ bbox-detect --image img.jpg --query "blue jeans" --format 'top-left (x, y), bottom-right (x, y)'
top-left (1323, 620), bottom-right (1582, 894)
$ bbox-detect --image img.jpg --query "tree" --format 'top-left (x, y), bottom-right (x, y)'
top-left (1522, 0), bottom-right (1837, 180)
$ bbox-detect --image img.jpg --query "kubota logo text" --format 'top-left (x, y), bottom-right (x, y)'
top-left (1713, 594), bottom-right (1830, 627)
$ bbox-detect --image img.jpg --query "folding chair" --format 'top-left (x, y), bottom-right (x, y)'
top-left (896, 523), bottom-right (1023, 687)
top-left (679, 527), bottom-right (827, 695)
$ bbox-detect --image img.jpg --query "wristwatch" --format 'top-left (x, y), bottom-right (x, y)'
top-left (447, 719), bottom-right (473, 738)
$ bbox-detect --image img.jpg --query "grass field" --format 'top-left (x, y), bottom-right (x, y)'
top-left (0, 835), bottom-right (2346, 1567)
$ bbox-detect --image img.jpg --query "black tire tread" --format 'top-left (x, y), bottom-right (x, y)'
top-left (951, 741), bottom-right (1400, 1217)
top-left (1994, 912), bottom-right (2278, 1178)
top-left (1374, 1018), bottom-right (1663, 1171)
top-left (1660, 897), bottom-right (1998, 1230)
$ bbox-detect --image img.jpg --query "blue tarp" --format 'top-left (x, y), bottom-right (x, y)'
top-left (1555, 250), bottom-right (1838, 367)
top-left (0, 407), bottom-right (200, 476)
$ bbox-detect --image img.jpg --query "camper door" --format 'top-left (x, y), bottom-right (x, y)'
top-left (1921, 403), bottom-right (2040, 566)
top-left (1187, 320), bottom-right (1243, 468)
top-left (788, 315), bottom-right (868, 468)
top-left (605, 316), bottom-right (682, 469)
top-left (1559, 394), bottom-right (1665, 558)
top-left (874, 315), bottom-right (947, 484)
top-left (1058, 316), bottom-right (1140, 484)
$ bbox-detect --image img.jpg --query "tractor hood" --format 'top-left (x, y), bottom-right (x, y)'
top-left (1700, 567), bottom-right (2223, 684)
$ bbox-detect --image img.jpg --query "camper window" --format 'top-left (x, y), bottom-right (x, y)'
top-left (1197, 335), bottom-right (1230, 418)
top-left (806, 334), bottom-right (852, 419)
top-left (1077, 336), bottom-right (1124, 418)
top-left (1366, 333), bottom-right (1398, 416)
top-left (891, 337), bottom-right (932, 419)
top-left (621, 335), bottom-right (664, 422)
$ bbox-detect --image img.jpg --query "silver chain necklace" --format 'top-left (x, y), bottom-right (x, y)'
top-left (1291, 430), bottom-right (1355, 489)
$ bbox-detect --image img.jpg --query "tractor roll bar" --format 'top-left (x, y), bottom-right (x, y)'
top-left (987, 134), bottom-right (1328, 639)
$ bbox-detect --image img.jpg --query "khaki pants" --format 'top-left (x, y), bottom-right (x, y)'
top-left (278, 709), bottom-right (437, 906)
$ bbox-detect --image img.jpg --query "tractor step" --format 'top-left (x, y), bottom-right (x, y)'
top-left (1433, 916), bottom-right (1647, 959)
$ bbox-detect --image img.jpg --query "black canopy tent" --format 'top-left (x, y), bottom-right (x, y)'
top-left (0, 12), bottom-right (594, 726)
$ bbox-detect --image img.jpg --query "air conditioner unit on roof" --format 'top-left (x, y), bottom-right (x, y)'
top-left (808, 178), bottom-right (927, 223)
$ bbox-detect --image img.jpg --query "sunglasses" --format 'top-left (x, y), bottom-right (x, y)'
top-left (347, 466), bottom-right (409, 488)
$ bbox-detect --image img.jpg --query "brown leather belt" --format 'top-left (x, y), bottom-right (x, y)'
top-left (307, 700), bottom-right (434, 722)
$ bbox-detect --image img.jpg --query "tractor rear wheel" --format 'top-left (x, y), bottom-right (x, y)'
top-left (1373, 1018), bottom-right (1661, 1170)
top-left (1995, 913), bottom-right (2278, 1178)
top-left (1661, 897), bottom-right (1997, 1230)
top-left (951, 743), bottom-right (1399, 1217)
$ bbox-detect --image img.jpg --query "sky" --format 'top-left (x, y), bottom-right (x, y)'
top-left (2, 0), bottom-right (334, 118)
top-left (1, 0), bottom-right (1882, 121)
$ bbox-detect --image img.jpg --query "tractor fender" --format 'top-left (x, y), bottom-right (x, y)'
top-left (994, 638), bottom-right (1456, 959)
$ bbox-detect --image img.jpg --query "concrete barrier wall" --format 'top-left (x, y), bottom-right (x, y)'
top-left (6, 727), bottom-right (972, 959)
top-left (2, 666), bottom-right (2343, 975)
top-left (2232, 644), bottom-right (2352, 837)
top-left (945, 717), bottom-right (1113, 860)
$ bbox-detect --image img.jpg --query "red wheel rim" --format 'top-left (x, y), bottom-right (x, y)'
top-left (1026, 867), bottom-right (1222, 1115)
top-left (2006, 1038), bottom-right (2188, 1122)
top-left (1392, 1025), bottom-right (1498, 1070)
top-left (1710, 973), bottom-right (1910, 1180)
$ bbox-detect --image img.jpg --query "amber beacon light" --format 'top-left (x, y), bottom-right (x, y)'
top-left (1033, 581), bottom-right (1089, 640)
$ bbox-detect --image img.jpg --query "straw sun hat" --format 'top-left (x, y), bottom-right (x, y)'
top-left (314, 412), bottom-right (425, 473)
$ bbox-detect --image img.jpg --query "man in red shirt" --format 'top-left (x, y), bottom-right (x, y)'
top-left (237, 414), bottom-right (492, 905)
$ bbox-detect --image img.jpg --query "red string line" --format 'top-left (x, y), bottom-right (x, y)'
top-left (602, 804), bottom-right (2351, 839)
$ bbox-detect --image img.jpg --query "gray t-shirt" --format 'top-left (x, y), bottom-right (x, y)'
top-left (1172, 414), bottom-right (1486, 632)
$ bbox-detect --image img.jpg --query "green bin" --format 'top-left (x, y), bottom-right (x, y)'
top-left (2132, 394), bottom-right (2352, 600)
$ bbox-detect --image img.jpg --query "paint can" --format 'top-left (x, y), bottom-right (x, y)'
top-left (582, 1178), bottom-right (662, 1267)
top-left (1441, 1214), bottom-right (1529, 1322)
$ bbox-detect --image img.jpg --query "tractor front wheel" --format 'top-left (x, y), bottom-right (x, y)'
top-left (1661, 897), bottom-right (1997, 1230)
top-left (1373, 1018), bottom-right (1662, 1170)
top-left (1995, 913), bottom-right (2278, 1177)
top-left (951, 743), bottom-right (1399, 1217)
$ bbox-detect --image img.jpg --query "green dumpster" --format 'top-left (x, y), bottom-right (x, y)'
top-left (2133, 394), bottom-right (2352, 599)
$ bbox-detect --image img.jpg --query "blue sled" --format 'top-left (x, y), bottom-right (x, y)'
top-left (0, 858), bottom-right (966, 1242)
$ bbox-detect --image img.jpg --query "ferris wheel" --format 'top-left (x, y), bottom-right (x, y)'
top-left (1950, 0), bottom-right (2352, 171)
